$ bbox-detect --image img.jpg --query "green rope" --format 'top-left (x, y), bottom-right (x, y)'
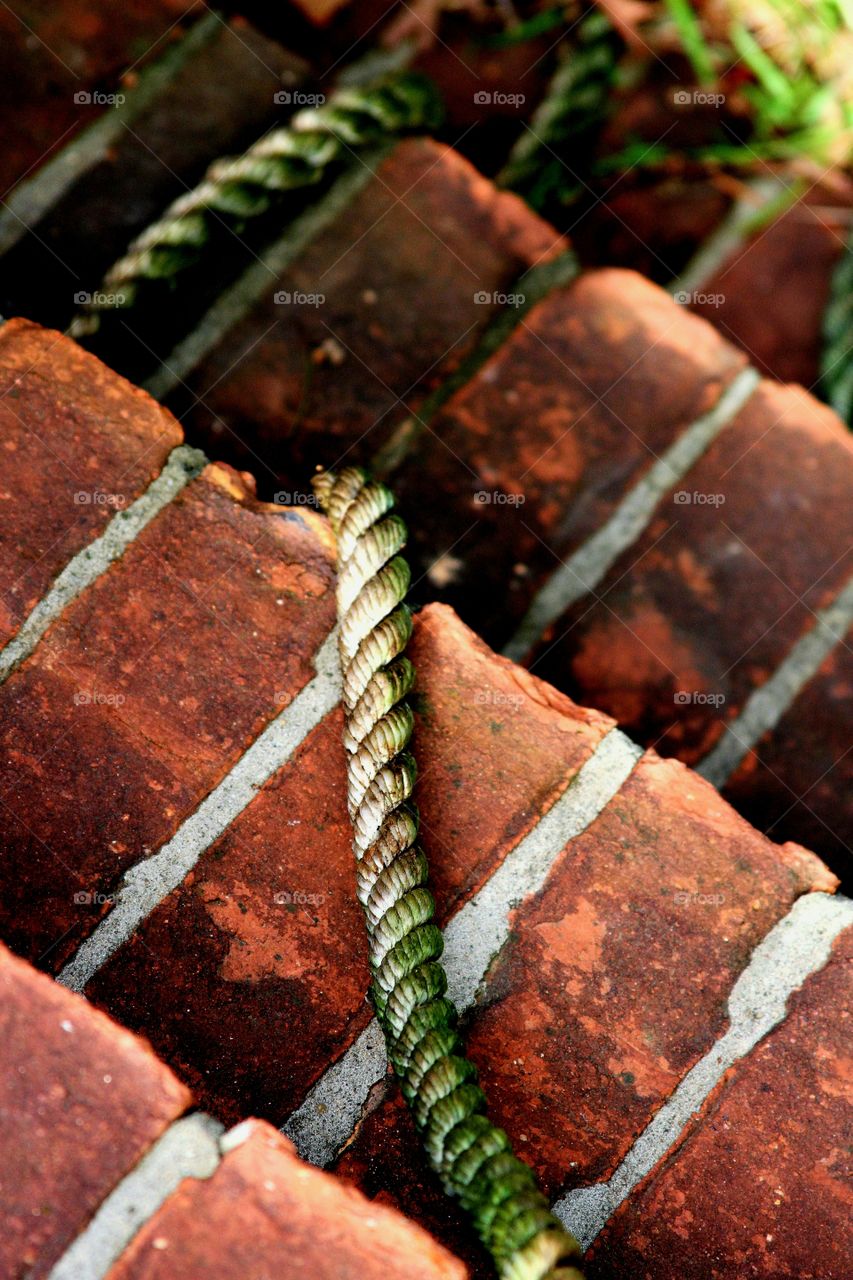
top-left (68, 73), bottom-right (442, 340)
top-left (313, 466), bottom-right (584, 1280)
top-left (821, 228), bottom-right (853, 425)
top-left (497, 9), bottom-right (621, 210)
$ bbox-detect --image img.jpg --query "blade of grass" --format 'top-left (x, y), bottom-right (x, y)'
top-left (664, 0), bottom-right (717, 84)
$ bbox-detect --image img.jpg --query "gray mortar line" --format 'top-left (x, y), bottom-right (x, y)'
top-left (668, 175), bottom-right (794, 300)
top-left (0, 14), bottom-right (222, 257)
top-left (502, 365), bottom-right (762, 663)
top-left (0, 444), bottom-right (206, 685)
top-left (282, 727), bottom-right (643, 1167)
top-left (143, 152), bottom-right (390, 401)
top-left (57, 628), bottom-right (341, 993)
top-left (698, 572), bottom-right (853, 787)
top-left (553, 890), bottom-right (853, 1251)
top-left (46, 1111), bottom-right (257, 1280)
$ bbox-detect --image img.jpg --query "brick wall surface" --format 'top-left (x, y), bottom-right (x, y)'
top-left (0, 321), bottom-right (850, 1279)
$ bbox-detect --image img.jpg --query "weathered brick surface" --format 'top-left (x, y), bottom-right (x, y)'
top-left (0, 375), bottom-right (336, 967)
top-left (334, 753), bottom-right (834, 1262)
top-left (0, 324), bottom-right (850, 1280)
top-left (0, 318), bottom-right (181, 650)
top-left (529, 379), bottom-right (853, 873)
top-left (0, 1), bottom-right (204, 197)
top-left (689, 199), bottom-right (852, 388)
top-left (174, 137), bottom-right (563, 486)
top-left (722, 622), bottom-right (853, 877)
top-left (106, 1119), bottom-right (466, 1280)
top-left (394, 268), bottom-right (748, 646)
top-left (0, 22), bottom-right (306, 331)
top-left (463, 754), bottom-right (833, 1192)
top-left (85, 605), bottom-right (611, 1123)
top-left (587, 924), bottom-right (853, 1280)
top-left (0, 940), bottom-right (189, 1278)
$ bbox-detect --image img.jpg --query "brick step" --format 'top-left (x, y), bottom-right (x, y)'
top-left (0, 323), bottom-right (849, 1278)
top-left (3, 10), bottom-right (849, 876)
top-left (0, 941), bottom-right (463, 1279)
top-left (685, 193), bottom-right (853, 389)
top-left (0, 2), bottom-right (206, 200)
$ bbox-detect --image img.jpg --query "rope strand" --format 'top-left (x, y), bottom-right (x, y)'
top-left (69, 73), bottom-right (441, 340)
top-left (313, 465), bottom-right (585, 1280)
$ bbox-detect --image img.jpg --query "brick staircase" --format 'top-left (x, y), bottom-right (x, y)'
top-left (1, 8), bottom-right (850, 879)
top-left (1, 7), bottom-right (852, 1278)
top-left (0, 318), bottom-right (849, 1278)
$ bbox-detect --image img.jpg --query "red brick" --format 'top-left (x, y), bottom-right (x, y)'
top-left (334, 753), bottom-right (834, 1260)
top-left (85, 707), bottom-right (368, 1125)
top-left (0, 940), bottom-right (189, 1278)
top-left (529, 379), bottom-right (853, 874)
top-left (689, 198), bottom-right (852, 387)
top-left (105, 1119), bottom-right (466, 1280)
top-left (587, 924), bottom-right (853, 1279)
top-left (84, 605), bottom-right (612, 1123)
top-left (0, 2), bottom-right (204, 197)
top-left (0, 460), bottom-right (336, 969)
top-left (0, 319), bottom-right (181, 649)
top-left (395, 268), bottom-right (748, 646)
top-left (175, 137), bottom-right (563, 487)
top-left (409, 606), bottom-right (614, 915)
top-left (722, 622), bottom-right (853, 877)
top-left (463, 754), bottom-right (833, 1192)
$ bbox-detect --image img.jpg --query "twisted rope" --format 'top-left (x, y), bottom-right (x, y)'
top-left (821, 228), bottom-right (853, 425)
top-left (313, 465), bottom-right (584, 1280)
top-left (498, 9), bottom-right (620, 209)
top-left (68, 73), bottom-right (441, 340)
